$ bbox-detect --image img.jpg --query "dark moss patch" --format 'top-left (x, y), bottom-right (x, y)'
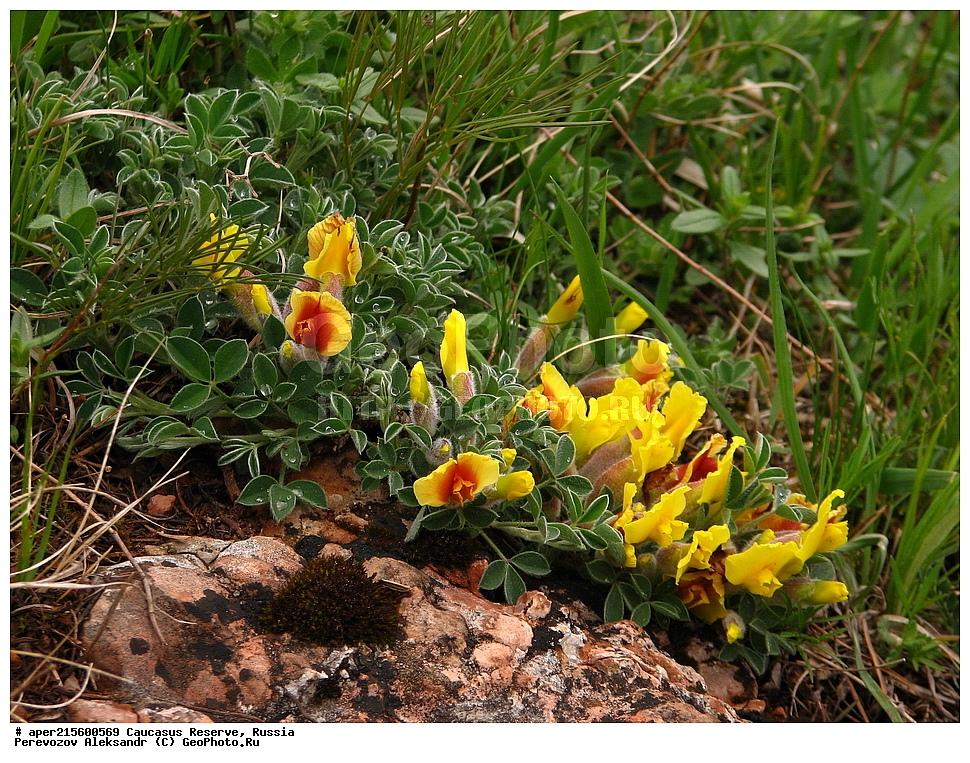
top-left (527, 625), bottom-right (562, 656)
top-left (189, 638), bottom-right (234, 674)
top-left (184, 589), bottom-right (245, 625)
top-left (236, 582), bottom-right (275, 627)
top-left (311, 673), bottom-right (344, 701)
top-left (154, 662), bottom-right (174, 687)
top-left (259, 555), bottom-right (405, 647)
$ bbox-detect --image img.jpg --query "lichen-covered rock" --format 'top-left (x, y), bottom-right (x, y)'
top-left (81, 535), bottom-right (739, 722)
top-left (67, 700), bottom-right (213, 723)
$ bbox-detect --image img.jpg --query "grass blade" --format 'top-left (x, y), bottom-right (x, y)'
top-left (764, 120), bottom-right (816, 502)
top-left (553, 183), bottom-right (615, 366)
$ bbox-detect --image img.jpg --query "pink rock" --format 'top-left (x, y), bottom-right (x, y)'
top-left (81, 534), bottom-right (740, 723)
top-left (67, 700), bottom-right (138, 723)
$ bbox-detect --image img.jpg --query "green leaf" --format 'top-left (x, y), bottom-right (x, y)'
top-left (167, 336), bottom-right (211, 382)
top-left (603, 584), bottom-right (625, 622)
top-left (478, 560), bottom-right (508, 591)
top-left (213, 338), bottom-right (250, 383)
top-left (246, 46), bottom-right (277, 81)
top-left (577, 493), bottom-right (611, 525)
top-left (10, 268), bottom-right (47, 306)
top-left (721, 166), bottom-right (743, 202)
top-left (510, 551), bottom-right (551, 577)
top-left (169, 383), bottom-right (211, 412)
top-left (651, 599), bottom-right (690, 621)
top-left (236, 475), bottom-right (276, 506)
top-left (234, 399), bottom-right (268, 418)
top-left (330, 392), bottom-right (353, 423)
top-left (631, 602), bottom-right (652, 626)
top-left (554, 435), bottom-right (576, 476)
top-left (593, 523), bottom-right (625, 566)
top-left (422, 508), bottom-right (459, 531)
top-left (553, 182), bottom-right (615, 366)
top-left (51, 220), bottom-right (84, 256)
top-left (262, 315), bottom-right (285, 349)
top-left (880, 467), bottom-right (957, 494)
top-left (280, 440), bottom-right (304, 468)
top-left (557, 474), bottom-right (592, 495)
top-left (268, 484), bottom-right (296, 521)
top-left (671, 207), bottom-right (727, 234)
top-left (729, 241), bottom-right (768, 278)
top-left (463, 506), bottom-right (498, 529)
top-left (57, 167), bottom-right (89, 219)
top-left (503, 567), bottom-right (527, 604)
top-left (576, 528), bottom-right (606, 551)
top-left (288, 479), bottom-right (327, 508)
top-left (177, 297), bottom-right (206, 340)
top-left (296, 72), bottom-right (340, 92)
top-left (585, 559), bottom-right (616, 584)
top-left (66, 205), bottom-right (97, 237)
top-left (630, 574), bottom-right (652, 599)
top-left (348, 428), bottom-right (368, 453)
top-left (252, 352), bottom-right (278, 394)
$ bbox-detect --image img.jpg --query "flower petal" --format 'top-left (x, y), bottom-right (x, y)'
top-left (413, 460), bottom-right (459, 507)
top-left (544, 275), bottom-right (583, 324)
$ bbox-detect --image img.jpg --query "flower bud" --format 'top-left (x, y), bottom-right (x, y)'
top-left (450, 370), bottom-right (476, 406)
top-left (501, 448), bottom-right (517, 468)
top-left (493, 470), bottom-right (536, 501)
top-left (722, 611), bottom-right (745, 644)
top-left (513, 325), bottom-right (554, 380)
top-left (615, 301), bottom-right (648, 335)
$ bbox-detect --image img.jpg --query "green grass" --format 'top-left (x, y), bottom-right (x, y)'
top-left (9, 10), bottom-right (958, 721)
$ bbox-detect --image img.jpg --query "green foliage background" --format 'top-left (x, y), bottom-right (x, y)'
top-left (9, 10), bottom-right (958, 720)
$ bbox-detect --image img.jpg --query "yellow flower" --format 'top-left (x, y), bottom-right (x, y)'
top-left (194, 216), bottom-right (248, 282)
top-left (622, 339), bottom-right (672, 385)
top-left (674, 524), bottom-right (731, 582)
top-left (305, 213), bottom-right (362, 286)
top-left (628, 411), bottom-right (675, 482)
top-left (251, 283), bottom-right (273, 316)
top-left (615, 302), bottom-right (648, 335)
top-left (808, 580), bottom-right (849, 605)
top-left (660, 381), bottom-right (707, 459)
top-left (678, 570), bottom-right (728, 623)
top-left (409, 361), bottom-right (431, 406)
top-left (413, 452), bottom-right (501, 507)
top-left (613, 482), bottom-right (640, 530)
top-left (622, 485), bottom-right (690, 547)
top-left (698, 436), bottom-right (746, 505)
top-left (501, 448), bottom-right (517, 468)
top-left (820, 521), bottom-right (849, 553)
top-left (725, 620), bottom-right (743, 644)
top-left (283, 290), bottom-right (352, 357)
top-left (568, 377), bottom-right (645, 462)
top-left (519, 363), bottom-right (585, 431)
top-left (440, 309), bottom-right (470, 382)
top-left (544, 275), bottom-right (584, 324)
top-left (724, 541), bottom-right (800, 597)
top-left (494, 470), bottom-right (536, 501)
top-left (795, 489), bottom-right (846, 564)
